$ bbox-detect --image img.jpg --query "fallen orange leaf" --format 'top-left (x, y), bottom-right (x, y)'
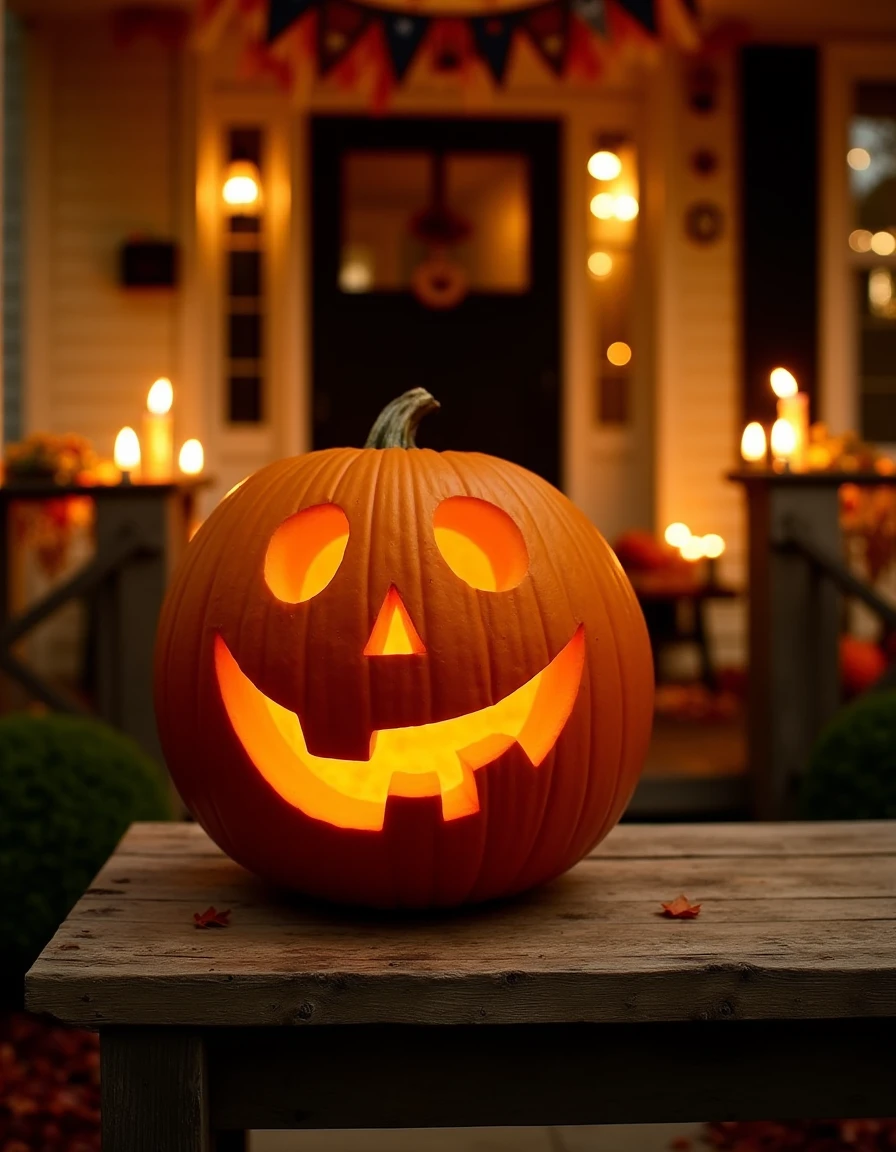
top-left (193, 906), bottom-right (231, 928)
top-left (660, 895), bottom-right (702, 919)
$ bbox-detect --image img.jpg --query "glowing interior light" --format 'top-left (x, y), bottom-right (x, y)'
top-left (870, 231), bottom-right (896, 256)
top-left (849, 229), bottom-right (873, 253)
top-left (178, 439), bottom-right (204, 476)
top-left (607, 341), bottom-right (632, 366)
top-left (614, 194), bottom-right (640, 221)
top-left (770, 367), bottom-right (798, 398)
top-left (339, 260), bottom-right (373, 293)
top-left (741, 422), bottom-right (767, 464)
top-left (771, 417), bottom-right (797, 460)
top-left (222, 161), bottom-right (262, 210)
top-left (847, 147), bottom-right (871, 171)
top-left (114, 426), bottom-right (141, 471)
top-left (364, 586), bottom-right (426, 656)
top-left (214, 625), bottom-right (585, 831)
top-left (590, 192), bottom-right (616, 219)
top-left (265, 503), bottom-right (350, 604)
top-left (664, 522), bottom-right (691, 548)
top-left (701, 533), bottom-right (725, 559)
top-left (147, 376), bottom-right (173, 415)
top-left (433, 497), bottom-right (528, 592)
top-left (680, 535), bottom-right (705, 562)
top-left (869, 267), bottom-right (895, 315)
top-left (588, 251), bottom-right (613, 278)
top-left (587, 150), bottom-right (622, 181)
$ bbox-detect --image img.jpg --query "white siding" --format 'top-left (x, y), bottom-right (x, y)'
top-left (36, 15), bottom-right (180, 459)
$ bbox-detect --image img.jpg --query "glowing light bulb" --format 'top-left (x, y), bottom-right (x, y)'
top-left (222, 161), bottom-right (262, 212)
top-left (147, 376), bottom-right (173, 415)
top-left (701, 534), bottom-right (725, 559)
top-left (849, 229), bottom-right (873, 253)
top-left (588, 251), bottom-right (613, 278)
top-left (587, 150), bottom-right (622, 181)
top-left (680, 536), bottom-right (706, 562)
top-left (771, 418), bottom-right (797, 461)
top-left (847, 147), bottom-right (871, 171)
top-left (741, 421), bottom-right (767, 465)
top-left (664, 522), bottom-right (691, 548)
top-left (770, 367), bottom-right (798, 398)
top-left (114, 427), bottom-right (141, 475)
top-left (178, 438), bottom-right (204, 476)
top-left (870, 231), bottom-right (896, 256)
top-left (606, 341), bottom-right (632, 366)
top-left (614, 194), bottom-right (639, 221)
top-left (590, 193), bottom-right (616, 219)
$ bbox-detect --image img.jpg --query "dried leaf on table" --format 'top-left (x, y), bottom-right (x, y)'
top-left (193, 906), bottom-right (231, 928)
top-left (660, 895), bottom-right (702, 919)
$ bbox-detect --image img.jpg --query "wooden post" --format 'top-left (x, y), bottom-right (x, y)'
top-left (101, 1030), bottom-right (210, 1152)
top-left (732, 472), bottom-right (858, 817)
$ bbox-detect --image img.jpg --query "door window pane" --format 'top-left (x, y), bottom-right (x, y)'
top-left (340, 150), bottom-right (530, 293)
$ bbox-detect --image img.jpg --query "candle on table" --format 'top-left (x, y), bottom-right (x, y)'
top-left (770, 368), bottom-right (808, 471)
top-left (143, 377), bottom-right (174, 481)
top-left (770, 417), bottom-right (797, 471)
top-left (114, 427), bottom-right (141, 484)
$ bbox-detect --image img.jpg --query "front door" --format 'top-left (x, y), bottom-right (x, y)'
top-left (311, 116), bottom-right (561, 485)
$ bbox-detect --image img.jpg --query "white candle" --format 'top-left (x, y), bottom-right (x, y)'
top-left (776, 394), bottom-right (809, 471)
top-left (143, 377), bottom-right (174, 481)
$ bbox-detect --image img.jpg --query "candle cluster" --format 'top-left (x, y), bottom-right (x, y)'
top-left (113, 379), bottom-right (204, 483)
top-left (739, 367), bottom-right (810, 471)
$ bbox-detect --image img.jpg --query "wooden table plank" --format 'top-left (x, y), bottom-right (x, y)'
top-left (26, 821), bottom-right (896, 1028)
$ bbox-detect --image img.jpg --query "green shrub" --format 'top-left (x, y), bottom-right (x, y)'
top-left (801, 689), bottom-right (896, 820)
top-left (0, 713), bottom-right (171, 993)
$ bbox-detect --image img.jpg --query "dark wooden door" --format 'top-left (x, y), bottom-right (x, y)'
top-left (311, 116), bottom-right (562, 485)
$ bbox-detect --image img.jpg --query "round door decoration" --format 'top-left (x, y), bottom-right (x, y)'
top-left (155, 390), bottom-right (654, 908)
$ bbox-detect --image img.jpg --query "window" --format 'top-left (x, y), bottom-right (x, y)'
top-left (586, 138), bottom-right (639, 425)
top-left (847, 83), bottom-right (896, 441)
top-left (224, 128), bottom-right (265, 424)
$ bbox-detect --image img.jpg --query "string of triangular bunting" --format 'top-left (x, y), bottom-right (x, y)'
top-left (265, 0), bottom-right (698, 84)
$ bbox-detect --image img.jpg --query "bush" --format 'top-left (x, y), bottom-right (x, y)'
top-left (801, 689), bottom-right (896, 820)
top-left (0, 713), bottom-right (171, 996)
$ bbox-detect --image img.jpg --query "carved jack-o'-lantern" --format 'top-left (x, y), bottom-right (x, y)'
top-left (155, 391), bottom-right (653, 907)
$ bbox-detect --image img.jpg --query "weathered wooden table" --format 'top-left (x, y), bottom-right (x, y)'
top-left (26, 821), bottom-right (896, 1152)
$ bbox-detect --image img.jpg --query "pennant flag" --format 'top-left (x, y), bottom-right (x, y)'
top-left (616, 0), bottom-right (657, 34)
top-left (471, 14), bottom-right (517, 84)
top-left (318, 0), bottom-right (370, 73)
top-left (522, 3), bottom-right (569, 75)
top-left (383, 12), bottom-right (429, 80)
top-left (267, 0), bottom-right (315, 41)
top-left (571, 0), bottom-right (606, 37)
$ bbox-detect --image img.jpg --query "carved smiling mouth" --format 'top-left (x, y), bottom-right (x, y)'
top-left (215, 628), bottom-right (585, 832)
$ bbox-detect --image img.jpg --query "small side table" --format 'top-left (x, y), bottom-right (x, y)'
top-left (0, 478), bottom-right (210, 762)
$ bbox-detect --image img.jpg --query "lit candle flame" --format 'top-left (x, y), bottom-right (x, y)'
top-left (771, 418), bottom-right (797, 460)
top-left (147, 377), bottom-right (174, 415)
top-left (114, 427), bottom-right (141, 472)
top-left (664, 522), bottom-right (691, 549)
top-left (770, 367), bottom-right (798, 399)
top-left (741, 421), bottom-right (767, 464)
top-left (701, 534), bottom-right (725, 559)
top-left (178, 438), bottom-right (204, 476)
top-left (680, 535), bottom-right (706, 562)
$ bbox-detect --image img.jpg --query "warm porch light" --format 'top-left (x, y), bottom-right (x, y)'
top-left (679, 535), bottom-right (705, 562)
top-left (701, 534), bottom-right (725, 559)
top-left (114, 426), bottom-right (141, 481)
top-left (770, 367), bottom-right (798, 398)
top-left (178, 439), bottom-right (204, 476)
top-left (847, 147), bottom-right (871, 171)
top-left (607, 341), bottom-right (632, 366)
top-left (740, 421), bottom-right (767, 465)
top-left (614, 194), bottom-right (639, 221)
top-left (588, 251), bottom-right (613, 278)
top-left (870, 231), bottom-right (896, 256)
top-left (590, 192), bottom-right (615, 219)
top-left (587, 150), bottom-right (622, 181)
top-left (849, 229), bottom-right (873, 252)
top-left (771, 418), bottom-right (797, 464)
top-left (222, 160), bottom-right (262, 213)
top-left (664, 522), bottom-right (691, 548)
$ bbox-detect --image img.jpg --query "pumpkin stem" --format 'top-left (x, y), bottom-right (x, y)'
top-left (364, 389), bottom-right (440, 449)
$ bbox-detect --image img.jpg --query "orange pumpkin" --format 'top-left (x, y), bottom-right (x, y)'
top-left (155, 390), bottom-right (653, 907)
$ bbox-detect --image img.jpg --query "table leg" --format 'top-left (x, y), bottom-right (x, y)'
top-left (101, 1030), bottom-right (210, 1152)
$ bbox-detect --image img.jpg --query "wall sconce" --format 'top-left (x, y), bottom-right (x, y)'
top-left (222, 160), bottom-right (262, 215)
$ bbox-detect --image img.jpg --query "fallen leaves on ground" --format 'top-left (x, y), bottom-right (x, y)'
top-left (660, 895), bottom-right (702, 919)
top-left (0, 1012), bottom-right (99, 1152)
top-left (702, 1119), bottom-right (896, 1150)
top-left (193, 906), bottom-right (231, 928)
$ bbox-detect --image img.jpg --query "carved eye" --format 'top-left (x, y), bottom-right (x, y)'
top-left (265, 504), bottom-right (349, 604)
top-left (433, 497), bottom-right (528, 592)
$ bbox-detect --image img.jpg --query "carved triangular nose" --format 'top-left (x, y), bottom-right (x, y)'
top-left (364, 586), bottom-right (426, 656)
